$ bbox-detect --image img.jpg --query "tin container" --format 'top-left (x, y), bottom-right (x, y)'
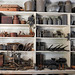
top-left (43, 17), bottom-right (48, 24)
top-left (58, 1), bottom-right (65, 12)
top-left (53, 17), bottom-right (58, 25)
top-left (60, 15), bottom-right (67, 25)
top-left (65, 0), bottom-right (72, 12)
top-left (24, 0), bottom-right (33, 11)
top-left (40, 42), bottom-right (45, 51)
top-left (48, 17), bottom-right (53, 25)
top-left (36, 0), bottom-right (45, 12)
top-left (57, 17), bottom-right (62, 25)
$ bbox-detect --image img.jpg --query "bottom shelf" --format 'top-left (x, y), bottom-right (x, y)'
top-left (0, 69), bottom-right (75, 74)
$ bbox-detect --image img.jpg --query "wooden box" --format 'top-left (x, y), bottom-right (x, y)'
top-left (0, 8), bottom-right (19, 11)
top-left (0, 55), bottom-right (3, 67)
top-left (1, 16), bottom-right (12, 24)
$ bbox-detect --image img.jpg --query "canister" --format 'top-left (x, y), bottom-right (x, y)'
top-left (36, 0), bottom-right (45, 12)
top-left (32, 0), bottom-right (36, 11)
top-left (36, 17), bottom-right (40, 24)
top-left (65, 0), bottom-right (72, 12)
top-left (53, 17), bottom-right (58, 25)
top-left (36, 42), bottom-right (41, 50)
top-left (58, 1), bottom-right (65, 12)
top-left (43, 17), bottom-right (48, 24)
top-left (36, 28), bottom-right (40, 37)
top-left (40, 42), bottom-right (45, 50)
top-left (57, 17), bottom-right (62, 25)
top-left (48, 17), bottom-right (53, 25)
top-left (24, 0), bottom-right (33, 11)
top-left (60, 15), bottom-right (67, 25)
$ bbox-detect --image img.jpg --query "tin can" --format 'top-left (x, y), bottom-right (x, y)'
top-left (53, 17), bottom-right (58, 25)
top-left (24, 0), bottom-right (33, 11)
top-left (65, 0), bottom-right (72, 12)
top-left (48, 17), bottom-right (53, 25)
top-left (36, 0), bottom-right (45, 12)
top-left (43, 17), bottom-right (48, 24)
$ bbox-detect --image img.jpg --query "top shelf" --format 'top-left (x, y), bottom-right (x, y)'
top-left (0, 11), bottom-right (74, 15)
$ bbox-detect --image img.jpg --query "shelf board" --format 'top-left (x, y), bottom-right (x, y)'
top-left (70, 25), bottom-right (75, 27)
top-left (0, 11), bottom-right (70, 13)
top-left (0, 11), bottom-right (34, 15)
top-left (36, 51), bottom-right (69, 53)
top-left (36, 24), bottom-right (67, 27)
top-left (0, 69), bottom-right (75, 74)
top-left (0, 51), bottom-right (34, 52)
top-left (36, 12), bottom-right (69, 16)
top-left (70, 38), bottom-right (75, 40)
top-left (67, 50), bottom-right (75, 52)
top-left (0, 24), bottom-right (30, 27)
top-left (70, 13), bottom-right (75, 15)
top-left (0, 11), bottom-right (73, 16)
top-left (36, 37), bottom-right (67, 40)
top-left (0, 37), bottom-right (34, 39)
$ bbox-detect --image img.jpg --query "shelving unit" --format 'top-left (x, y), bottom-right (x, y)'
top-left (0, 11), bottom-right (74, 74)
top-left (0, 0), bottom-right (75, 74)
